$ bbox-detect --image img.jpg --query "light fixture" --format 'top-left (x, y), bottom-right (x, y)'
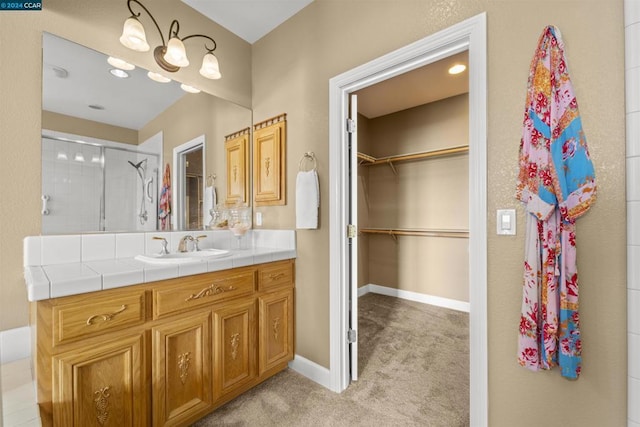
top-left (120, 0), bottom-right (222, 79)
top-left (180, 83), bottom-right (200, 94)
top-left (56, 152), bottom-right (67, 160)
top-left (147, 71), bottom-right (171, 83)
top-left (91, 154), bottom-right (102, 163)
top-left (74, 153), bottom-right (85, 162)
top-left (448, 64), bottom-right (466, 75)
top-left (109, 68), bottom-right (130, 78)
top-left (107, 56), bottom-right (135, 70)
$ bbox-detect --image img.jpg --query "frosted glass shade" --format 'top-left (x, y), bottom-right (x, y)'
top-left (164, 37), bottom-right (189, 67)
top-left (180, 83), bottom-right (200, 93)
top-left (199, 53), bottom-right (222, 80)
top-left (119, 16), bottom-right (150, 52)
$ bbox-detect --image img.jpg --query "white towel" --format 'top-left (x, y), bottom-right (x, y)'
top-left (296, 170), bottom-right (319, 229)
top-left (203, 186), bottom-right (217, 225)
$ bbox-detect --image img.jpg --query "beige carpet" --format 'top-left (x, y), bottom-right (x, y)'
top-left (192, 293), bottom-right (469, 426)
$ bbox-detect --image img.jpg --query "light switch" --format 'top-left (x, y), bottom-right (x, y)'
top-left (497, 209), bottom-right (516, 235)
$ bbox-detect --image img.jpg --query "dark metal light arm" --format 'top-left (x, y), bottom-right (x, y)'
top-left (123, 0), bottom-right (219, 75)
top-left (182, 34), bottom-right (217, 53)
top-left (126, 0), bottom-right (167, 46)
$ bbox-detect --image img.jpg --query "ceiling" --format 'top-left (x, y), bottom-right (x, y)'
top-left (181, 0), bottom-right (315, 44)
top-left (355, 51), bottom-right (469, 119)
top-left (43, 33), bottom-right (186, 131)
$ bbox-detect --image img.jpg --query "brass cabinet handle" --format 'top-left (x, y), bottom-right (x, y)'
top-left (185, 284), bottom-right (237, 302)
top-left (86, 305), bottom-right (127, 326)
top-left (268, 272), bottom-right (285, 280)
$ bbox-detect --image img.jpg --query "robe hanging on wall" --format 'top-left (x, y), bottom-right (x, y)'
top-left (515, 25), bottom-right (597, 379)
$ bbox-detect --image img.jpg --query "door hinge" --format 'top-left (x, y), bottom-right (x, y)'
top-left (347, 329), bottom-right (357, 343)
top-left (347, 224), bottom-right (357, 239)
top-left (347, 118), bottom-right (356, 133)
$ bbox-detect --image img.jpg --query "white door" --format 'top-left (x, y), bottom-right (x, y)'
top-left (348, 94), bottom-right (359, 381)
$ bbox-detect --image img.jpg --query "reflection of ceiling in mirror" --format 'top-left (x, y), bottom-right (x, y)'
top-left (42, 33), bottom-right (186, 130)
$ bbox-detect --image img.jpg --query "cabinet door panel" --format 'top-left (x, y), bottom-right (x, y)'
top-left (259, 289), bottom-right (294, 374)
top-left (213, 300), bottom-right (256, 399)
top-left (52, 333), bottom-right (145, 427)
top-left (153, 311), bottom-right (212, 426)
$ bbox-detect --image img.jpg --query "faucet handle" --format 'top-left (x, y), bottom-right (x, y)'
top-left (194, 235), bottom-right (207, 251)
top-left (152, 237), bottom-right (169, 255)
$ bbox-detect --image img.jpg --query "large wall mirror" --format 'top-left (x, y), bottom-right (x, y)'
top-left (41, 32), bottom-right (252, 234)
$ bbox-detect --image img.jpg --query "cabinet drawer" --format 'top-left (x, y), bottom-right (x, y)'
top-left (53, 290), bottom-right (146, 346)
top-left (154, 269), bottom-right (256, 318)
top-left (259, 261), bottom-right (293, 292)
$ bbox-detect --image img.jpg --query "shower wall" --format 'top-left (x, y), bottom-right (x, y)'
top-left (42, 137), bottom-right (159, 234)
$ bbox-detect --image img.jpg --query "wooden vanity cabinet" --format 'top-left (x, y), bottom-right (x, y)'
top-left (33, 259), bottom-right (295, 427)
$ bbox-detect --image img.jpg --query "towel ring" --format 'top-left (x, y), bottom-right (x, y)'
top-left (298, 152), bottom-right (317, 172)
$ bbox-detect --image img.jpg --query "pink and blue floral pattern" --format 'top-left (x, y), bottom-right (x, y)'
top-left (515, 26), bottom-right (596, 379)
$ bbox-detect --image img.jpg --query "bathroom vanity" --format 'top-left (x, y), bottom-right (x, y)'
top-left (24, 230), bottom-right (296, 426)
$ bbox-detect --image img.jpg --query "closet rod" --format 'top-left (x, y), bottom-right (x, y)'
top-left (357, 145), bottom-right (469, 166)
top-left (359, 228), bottom-right (469, 239)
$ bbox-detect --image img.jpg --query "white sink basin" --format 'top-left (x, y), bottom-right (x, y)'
top-left (134, 249), bottom-right (230, 265)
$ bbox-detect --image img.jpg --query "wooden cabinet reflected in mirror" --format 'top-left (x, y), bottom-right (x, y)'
top-left (253, 114), bottom-right (286, 207)
top-left (225, 128), bottom-right (250, 206)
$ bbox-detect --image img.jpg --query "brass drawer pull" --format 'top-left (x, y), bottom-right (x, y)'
top-left (185, 284), bottom-right (237, 302)
top-left (86, 305), bottom-right (127, 326)
top-left (268, 272), bottom-right (286, 280)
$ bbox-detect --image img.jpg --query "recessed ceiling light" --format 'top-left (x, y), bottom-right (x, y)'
top-left (109, 68), bottom-right (130, 78)
top-left (147, 71), bottom-right (171, 83)
top-left (180, 83), bottom-right (201, 93)
top-left (448, 64), bottom-right (466, 75)
top-left (107, 56), bottom-right (135, 70)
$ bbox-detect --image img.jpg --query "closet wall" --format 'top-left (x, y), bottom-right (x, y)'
top-left (358, 93), bottom-right (469, 303)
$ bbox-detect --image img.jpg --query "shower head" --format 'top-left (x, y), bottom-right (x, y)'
top-left (128, 160), bottom-right (145, 169)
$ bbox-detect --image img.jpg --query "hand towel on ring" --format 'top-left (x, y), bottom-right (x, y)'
top-left (296, 169), bottom-right (319, 229)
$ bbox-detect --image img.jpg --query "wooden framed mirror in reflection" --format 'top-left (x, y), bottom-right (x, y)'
top-left (41, 32), bottom-right (252, 234)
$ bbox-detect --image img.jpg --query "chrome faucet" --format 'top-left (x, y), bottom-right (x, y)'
top-left (177, 235), bottom-right (194, 252)
top-left (194, 235), bottom-right (207, 251)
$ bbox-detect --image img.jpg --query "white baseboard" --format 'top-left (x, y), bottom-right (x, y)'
top-left (358, 283), bottom-right (470, 313)
top-left (0, 326), bottom-right (32, 365)
top-left (288, 354), bottom-right (333, 390)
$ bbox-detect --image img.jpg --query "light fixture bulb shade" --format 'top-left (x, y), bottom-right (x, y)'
top-left (164, 37), bottom-right (189, 67)
top-left (120, 16), bottom-right (150, 52)
top-left (199, 53), bottom-right (222, 80)
top-left (180, 83), bottom-right (201, 93)
top-left (147, 71), bottom-right (171, 83)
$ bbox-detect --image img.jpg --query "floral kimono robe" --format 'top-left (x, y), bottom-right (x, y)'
top-left (516, 26), bottom-right (596, 379)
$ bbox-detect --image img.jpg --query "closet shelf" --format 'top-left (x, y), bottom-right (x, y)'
top-left (359, 227), bottom-right (469, 239)
top-left (357, 145), bottom-right (469, 167)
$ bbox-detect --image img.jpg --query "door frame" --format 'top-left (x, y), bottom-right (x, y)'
top-left (172, 135), bottom-right (205, 230)
top-left (328, 12), bottom-right (487, 426)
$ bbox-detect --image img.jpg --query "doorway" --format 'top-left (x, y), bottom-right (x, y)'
top-left (328, 12), bottom-right (487, 426)
top-left (173, 135), bottom-right (206, 230)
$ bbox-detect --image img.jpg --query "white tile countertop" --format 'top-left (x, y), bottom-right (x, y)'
top-left (23, 229), bottom-right (296, 301)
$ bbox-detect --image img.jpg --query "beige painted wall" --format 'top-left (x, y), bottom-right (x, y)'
top-left (42, 110), bottom-right (138, 145)
top-left (0, 0), bottom-right (251, 331)
top-left (251, 0), bottom-right (626, 425)
top-left (361, 94), bottom-right (469, 302)
top-left (0, 0), bottom-right (627, 424)
top-left (139, 91), bottom-right (252, 204)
